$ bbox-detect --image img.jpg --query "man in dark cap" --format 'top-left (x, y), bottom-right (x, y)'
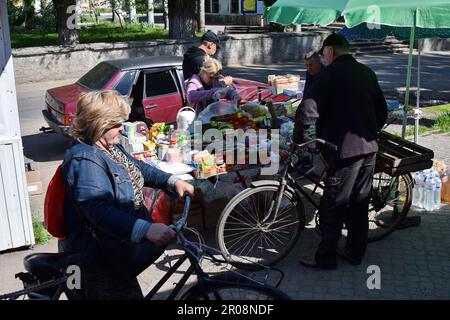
top-left (294, 33), bottom-right (388, 269)
top-left (303, 50), bottom-right (324, 96)
top-left (183, 30), bottom-right (221, 80)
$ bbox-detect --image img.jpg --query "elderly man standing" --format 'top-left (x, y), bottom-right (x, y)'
top-left (303, 50), bottom-right (324, 96)
top-left (294, 33), bottom-right (388, 269)
top-left (183, 30), bottom-right (221, 80)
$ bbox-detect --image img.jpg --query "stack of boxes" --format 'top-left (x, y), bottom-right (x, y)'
top-left (268, 74), bottom-right (301, 95)
top-left (121, 122), bottom-right (157, 161)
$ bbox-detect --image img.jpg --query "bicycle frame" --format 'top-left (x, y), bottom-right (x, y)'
top-left (144, 195), bottom-right (283, 300)
top-left (256, 139), bottom-right (334, 225)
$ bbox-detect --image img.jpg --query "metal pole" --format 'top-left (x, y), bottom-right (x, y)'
top-left (414, 40), bottom-right (421, 143)
top-left (401, 16), bottom-right (416, 139)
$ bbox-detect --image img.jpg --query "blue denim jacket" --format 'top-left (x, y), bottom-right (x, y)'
top-left (59, 141), bottom-right (177, 277)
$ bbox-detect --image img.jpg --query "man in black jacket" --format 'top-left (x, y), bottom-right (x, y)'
top-left (294, 33), bottom-right (388, 269)
top-left (183, 30), bottom-right (221, 80)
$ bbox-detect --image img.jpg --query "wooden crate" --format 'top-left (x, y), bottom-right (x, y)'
top-left (376, 131), bottom-right (434, 176)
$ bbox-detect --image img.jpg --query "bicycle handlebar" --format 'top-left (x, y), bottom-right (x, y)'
top-left (172, 194), bottom-right (191, 232)
top-left (290, 138), bottom-right (338, 151)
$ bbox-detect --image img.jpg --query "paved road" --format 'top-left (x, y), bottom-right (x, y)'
top-left (224, 51), bottom-right (450, 104)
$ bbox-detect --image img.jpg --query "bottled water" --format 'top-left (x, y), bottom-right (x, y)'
top-left (412, 172), bottom-right (424, 208)
top-left (423, 177), bottom-right (436, 211)
top-left (434, 176), bottom-right (442, 210)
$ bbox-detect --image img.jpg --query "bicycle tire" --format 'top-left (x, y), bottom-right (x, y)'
top-left (313, 173), bottom-right (413, 242)
top-left (367, 172), bottom-right (413, 242)
top-left (180, 273), bottom-right (291, 300)
top-left (216, 185), bottom-right (305, 271)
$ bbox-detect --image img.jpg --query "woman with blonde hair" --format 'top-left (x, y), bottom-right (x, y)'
top-left (185, 56), bottom-right (241, 113)
top-left (60, 90), bottom-right (194, 299)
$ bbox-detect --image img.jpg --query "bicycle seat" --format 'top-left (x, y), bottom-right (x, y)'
top-left (23, 253), bottom-right (79, 280)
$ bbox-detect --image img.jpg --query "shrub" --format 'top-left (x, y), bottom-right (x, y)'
top-left (433, 111), bottom-right (450, 133)
top-left (32, 217), bottom-right (53, 245)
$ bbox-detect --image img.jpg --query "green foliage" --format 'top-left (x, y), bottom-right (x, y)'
top-left (7, 0), bottom-right (26, 26)
top-left (32, 217), bottom-right (53, 244)
top-left (11, 21), bottom-right (169, 48)
top-left (433, 111), bottom-right (450, 133)
top-left (32, 2), bottom-right (57, 35)
top-left (422, 104), bottom-right (450, 114)
top-left (8, 1), bottom-right (56, 35)
top-left (403, 125), bottom-right (428, 137)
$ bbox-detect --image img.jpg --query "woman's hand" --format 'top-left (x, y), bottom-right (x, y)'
top-left (174, 180), bottom-right (195, 198)
top-left (222, 76), bottom-right (233, 86)
top-left (145, 223), bottom-right (176, 246)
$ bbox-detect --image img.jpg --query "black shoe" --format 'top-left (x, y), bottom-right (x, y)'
top-left (298, 256), bottom-right (337, 270)
top-left (337, 249), bottom-right (362, 266)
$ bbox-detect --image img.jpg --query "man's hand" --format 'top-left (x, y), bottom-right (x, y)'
top-left (174, 180), bottom-right (194, 198)
top-left (145, 223), bottom-right (176, 246)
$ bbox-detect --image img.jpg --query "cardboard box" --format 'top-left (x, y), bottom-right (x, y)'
top-left (26, 170), bottom-right (43, 196)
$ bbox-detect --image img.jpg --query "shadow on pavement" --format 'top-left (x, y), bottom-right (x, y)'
top-left (22, 132), bottom-right (72, 162)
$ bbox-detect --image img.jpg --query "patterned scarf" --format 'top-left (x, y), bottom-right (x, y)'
top-left (102, 145), bottom-right (145, 210)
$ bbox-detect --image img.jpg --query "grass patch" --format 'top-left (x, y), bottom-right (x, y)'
top-left (394, 112), bottom-right (450, 137)
top-left (395, 125), bottom-right (428, 137)
top-left (433, 111), bottom-right (450, 132)
top-left (422, 104), bottom-right (450, 114)
top-left (32, 217), bottom-right (53, 244)
top-left (11, 22), bottom-right (169, 48)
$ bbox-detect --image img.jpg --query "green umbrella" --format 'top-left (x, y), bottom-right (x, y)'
top-left (265, 0), bottom-right (450, 138)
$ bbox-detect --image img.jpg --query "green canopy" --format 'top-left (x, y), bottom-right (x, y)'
top-left (264, 0), bottom-right (450, 139)
top-left (344, 0), bottom-right (450, 28)
top-left (265, 0), bottom-right (450, 28)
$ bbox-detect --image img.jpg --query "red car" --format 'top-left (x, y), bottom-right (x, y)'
top-left (42, 56), bottom-right (278, 137)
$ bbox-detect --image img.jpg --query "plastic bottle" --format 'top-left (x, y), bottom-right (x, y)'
top-left (168, 124), bottom-right (177, 145)
top-left (412, 171), bottom-right (424, 208)
top-left (423, 177), bottom-right (436, 211)
top-left (441, 169), bottom-right (450, 203)
top-left (434, 176), bottom-right (442, 210)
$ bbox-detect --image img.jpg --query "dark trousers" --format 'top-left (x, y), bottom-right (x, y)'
top-left (315, 153), bottom-right (376, 266)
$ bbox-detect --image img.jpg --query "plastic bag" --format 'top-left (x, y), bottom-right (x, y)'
top-left (197, 101), bottom-right (239, 124)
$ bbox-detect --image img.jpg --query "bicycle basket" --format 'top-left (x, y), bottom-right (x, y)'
top-left (376, 131), bottom-right (434, 176)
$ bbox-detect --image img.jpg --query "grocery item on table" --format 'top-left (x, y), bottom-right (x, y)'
top-left (269, 74), bottom-right (301, 94)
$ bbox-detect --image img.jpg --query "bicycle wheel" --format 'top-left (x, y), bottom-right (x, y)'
top-left (367, 172), bottom-right (413, 242)
top-left (180, 274), bottom-right (290, 300)
top-left (216, 185), bottom-right (305, 270)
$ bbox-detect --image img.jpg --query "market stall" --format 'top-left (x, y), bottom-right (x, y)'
top-left (121, 74), bottom-right (303, 230)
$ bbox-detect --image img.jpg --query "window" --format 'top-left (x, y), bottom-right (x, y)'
top-left (205, 0), bottom-right (211, 13)
top-left (211, 0), bottom-right (219, 13)
top-left (231, 0), bottom-right (239, 14)
top-left (114, 70), bottom-right (136, 96)
top-left (77, 63), bottom-right (118, 90)
top-left (145, 70), bottom-right (178, 98)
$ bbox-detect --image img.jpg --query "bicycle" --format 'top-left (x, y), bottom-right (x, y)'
top-left (0, 195), bottom-right (290, 300)
top-left (215, 138), bottom-right (415, 270)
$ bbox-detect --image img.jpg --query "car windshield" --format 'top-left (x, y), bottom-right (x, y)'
top-left (77, 63), bottom-right (118, 90)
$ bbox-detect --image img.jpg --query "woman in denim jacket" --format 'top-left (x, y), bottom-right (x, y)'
top-left (59, 90), bottom-right (194, 299)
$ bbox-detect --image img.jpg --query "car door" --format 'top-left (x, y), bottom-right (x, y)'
top-left (142, 68), bottom-right (184, 124)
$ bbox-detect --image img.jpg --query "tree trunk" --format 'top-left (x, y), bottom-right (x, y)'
top-left (53, 0), bottom-right (79, 47)
top-left (129, 0), bottom-right (137, 23)
top-left (198, 0), bottom-right (205, 33)
top-left (163, 0), bottom-right (169, 30)
top-left (35, 0), bottom-right (42, 16)
top-left (147, 0), bottom-right (154, 26)
top-left (168, 0), bottom-right (196, 39)
top-left (111, 0), bottom-right (118, 23)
